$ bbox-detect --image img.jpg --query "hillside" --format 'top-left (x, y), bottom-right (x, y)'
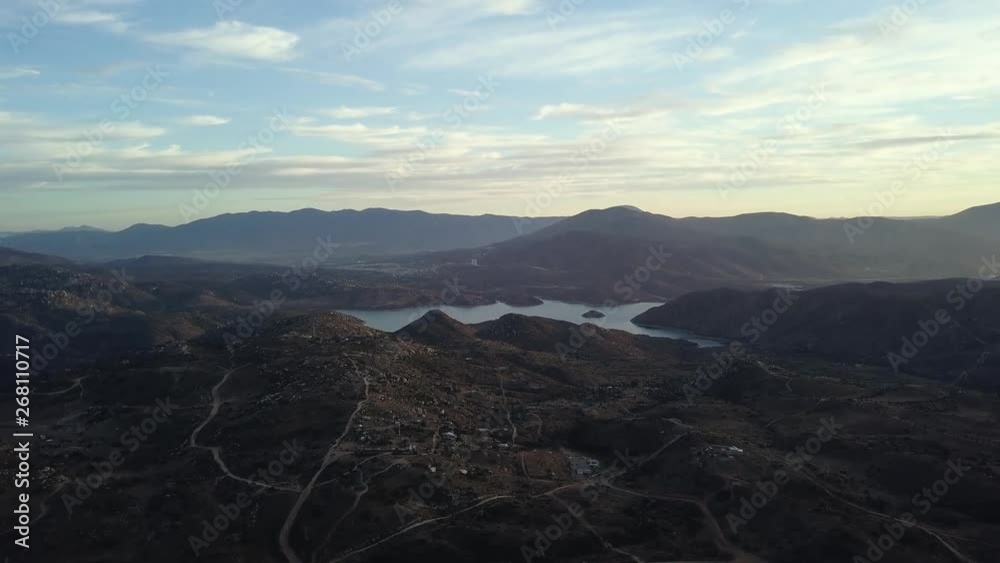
top-left (929, 201), bottom-right (1000, 241)
top-left (633, 279), bottom-right (1000, 388)
top-left (0, 264), bottom-right (228, 368)
top-left (0, 246), bottom-right (71, 266)
top-left (10, 308), bottom-right (1000, 562)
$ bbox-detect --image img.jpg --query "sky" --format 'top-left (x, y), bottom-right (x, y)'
top-left (0, 0), bottom-right (998, 231)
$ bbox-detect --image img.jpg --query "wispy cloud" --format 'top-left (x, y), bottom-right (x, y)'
top-left (147, 21), bottom-right (300, 62)
top-left (54, 10), bottom-right (131, 33)
top-left (176, 115), bottom-right (231, 126)
top-left (533, 101), bottom-right (671, 123)
top-left (0, 66), bottom-right (40, 80)
top-left (400, 7), bottom-right (691, 76)
top-left (78, 61), bottom-right (146, 76)
top-left (400, 84), bottom-right (427, 96)
top-left (4, 0), bottom-right (1000, 226)
top-left (280, 68), bottom-right (384, 91)
top-left (534, 103), bottom-right (620, 121)
top-left (319, 106), bottom-right (398, 119)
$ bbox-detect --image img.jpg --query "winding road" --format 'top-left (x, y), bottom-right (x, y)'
top-left (189, 364), bottom-right (302, 492)
top-left (279, 362), bottom-right (371, 563)
top-left (328, 495), bottom-right (513, 562)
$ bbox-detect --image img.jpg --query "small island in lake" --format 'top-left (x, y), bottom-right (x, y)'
top-left (582, 309), bottom-right (606, 319)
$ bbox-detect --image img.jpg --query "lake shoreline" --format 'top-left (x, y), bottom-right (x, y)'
top-left (336, 299), bottom-right (725, 348)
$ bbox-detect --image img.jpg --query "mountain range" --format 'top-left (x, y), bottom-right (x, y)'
top-left (0, 209), bottom-right (562, 263)
top-left (3, 204), bottom-right (998, 297)
top-left (402, 203), bottom-right (1000, 302)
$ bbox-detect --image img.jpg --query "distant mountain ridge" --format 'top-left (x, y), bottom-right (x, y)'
top-left (4, 203), bottom-right (998, 283)
top-left (1, 208), bottom-right (563, 263)
top-left (926, 201), bottom-right (1000, 241)
top-left (426, 203), bottom-right (1000, 302)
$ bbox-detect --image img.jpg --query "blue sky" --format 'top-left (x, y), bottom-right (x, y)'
top-left (1, 0), bottom-right (998, 230)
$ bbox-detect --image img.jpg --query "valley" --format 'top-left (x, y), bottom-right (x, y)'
top-left (5, 4), bottom-right (999, 560)
top-left (4, 311), bottom-right (999, 562)
top-left (2, 203), bottom-right (999, 562)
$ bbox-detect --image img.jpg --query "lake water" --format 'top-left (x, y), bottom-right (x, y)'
top-left (336, 300), bottom-right (725, 348)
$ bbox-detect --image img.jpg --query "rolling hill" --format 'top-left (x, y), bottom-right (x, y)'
top-left (0, 246), bottom-right (71, 266)
top-left (633, 279), bottom-right (1000, 388)
top-left (928, 201), bottom-right (1000, 241)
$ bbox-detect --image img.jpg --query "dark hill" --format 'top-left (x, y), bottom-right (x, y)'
top-left (393, 310), bottom-right (478, 346)
top-left (0, 246), bottom-right (71, 266)
top-left (930, 201), bottom-right (1000, 240)
top-left (474, 313), bottom-right (688, 359)
top-left (634, 279), bottom-right (1000, 388)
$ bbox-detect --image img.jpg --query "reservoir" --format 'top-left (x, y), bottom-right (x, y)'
top-left (337, 300), bottom-right (725, 348)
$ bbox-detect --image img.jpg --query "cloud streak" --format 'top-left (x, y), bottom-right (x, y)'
top-left (147, 21), bottom-right (300, 62)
